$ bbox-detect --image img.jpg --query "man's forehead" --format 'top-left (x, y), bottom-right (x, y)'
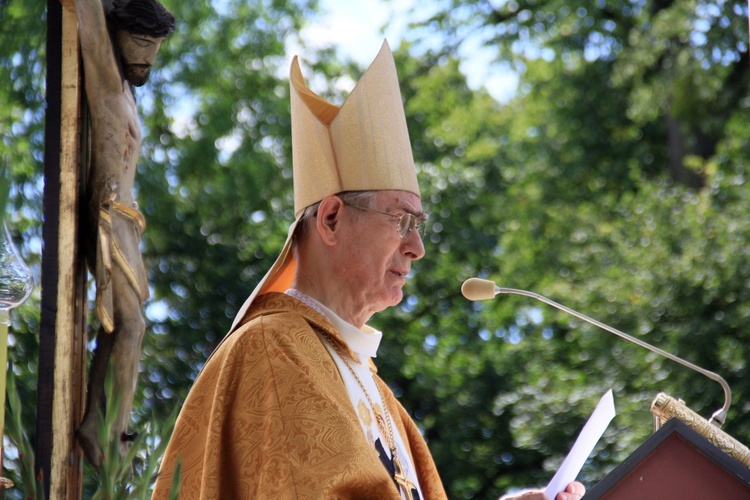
top-left (376, 190), bottom-right (423, 212)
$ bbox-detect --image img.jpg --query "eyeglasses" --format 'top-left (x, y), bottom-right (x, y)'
top-left (345, 203), bottom-right (428, 239)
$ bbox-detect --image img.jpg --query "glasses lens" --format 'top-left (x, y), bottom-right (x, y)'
top-left (397, 215), bottom-right (409, 238)
top-left (398, 214), bottom-right (426, 238)
top-left (416, 218), bottom-right (426, 237)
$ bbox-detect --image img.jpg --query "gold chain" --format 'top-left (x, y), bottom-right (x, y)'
top-left (315, 326), bottom-right (397, 452)
top-left (314, 325), bottom-right (415, 499)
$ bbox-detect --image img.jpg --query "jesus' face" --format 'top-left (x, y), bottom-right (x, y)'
top-left (117, 31), bottom-right (164, 87)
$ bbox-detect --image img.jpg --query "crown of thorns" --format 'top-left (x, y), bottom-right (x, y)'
top-left (110, 0), bottom-right (175, 38)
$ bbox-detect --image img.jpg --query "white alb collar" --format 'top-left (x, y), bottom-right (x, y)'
top-left (286, 288), bottom-right (382, 358)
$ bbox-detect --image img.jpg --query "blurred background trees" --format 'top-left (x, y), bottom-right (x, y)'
top-left (1, 0), bottom-right (749, 498)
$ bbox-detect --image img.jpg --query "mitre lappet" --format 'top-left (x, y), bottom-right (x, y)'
top-left (230, 40), bottom-right (420, 331)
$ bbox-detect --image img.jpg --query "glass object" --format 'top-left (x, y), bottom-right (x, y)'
top-left (0, 218), bottom-right (32, 489)
top-left (0, 220), bottom-right (33, 311)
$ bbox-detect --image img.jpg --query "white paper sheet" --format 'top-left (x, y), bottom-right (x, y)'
top-left (544, 389), bottom-right (616, 500)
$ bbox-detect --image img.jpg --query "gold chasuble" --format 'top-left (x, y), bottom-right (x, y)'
top-left (153, 293), bottom-right (446, 499)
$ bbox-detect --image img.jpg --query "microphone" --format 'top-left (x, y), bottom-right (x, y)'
top-left (461, 277), bottom-right (732, 428)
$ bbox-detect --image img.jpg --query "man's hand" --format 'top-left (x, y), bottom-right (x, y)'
top-left (499, 481), bottom-right (585, 500)
top-left (556, 481), bottom-right (585, 499)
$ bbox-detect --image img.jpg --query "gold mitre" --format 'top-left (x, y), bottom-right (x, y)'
top-left (229, 40), bottom-right (418, 332)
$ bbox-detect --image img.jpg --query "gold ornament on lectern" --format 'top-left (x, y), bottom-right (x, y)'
top-left (651, 392), bottom-right (750, 469)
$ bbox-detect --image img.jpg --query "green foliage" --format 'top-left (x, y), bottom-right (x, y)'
top-left (86, 367), bottom-right (180, 499)
top-left (0, 164), bottom-right (9, 222)
top-left (1, 1), bottom-right (749, 499)
top-left (4, 367), bottom-right (44, 500)
top-left (165, 457), bottom-right (181, 500)
top-left (0, 0), bottom-right (46, 465)
top-left (5, 363), bottom-right (179, 499)
top-left (391, 2), bottom-right (749, 497)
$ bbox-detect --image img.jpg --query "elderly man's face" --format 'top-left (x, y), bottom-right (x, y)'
top-left (337, 190), bottom-right (426, 316)
top-left (116, 31), bottom-right (165, 86)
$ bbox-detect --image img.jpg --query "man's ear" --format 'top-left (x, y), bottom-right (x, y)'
top-left (315, 195), bottom-right (345, 246)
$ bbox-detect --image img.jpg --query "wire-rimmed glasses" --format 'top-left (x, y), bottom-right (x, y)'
top-left (345, 203), bottom-right (428, 239)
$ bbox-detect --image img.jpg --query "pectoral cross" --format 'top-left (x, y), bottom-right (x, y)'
top-left (376, 438), bottom-right (420, 500)
top-left (392, 453), bottom-right (416, 500)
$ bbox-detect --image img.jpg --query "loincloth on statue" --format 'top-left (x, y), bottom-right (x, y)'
top-left (95, 198), bottom-right (150, 333)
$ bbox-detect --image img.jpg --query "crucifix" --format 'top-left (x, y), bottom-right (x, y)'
top-left (393, 453), bottom-right (417, 500)
top-left (72, 0), bottom-right (174, 467)
top-left (376, 437), bottom-right (419, 500)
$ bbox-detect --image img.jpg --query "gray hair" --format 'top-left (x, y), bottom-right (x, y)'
top-left (293, 191), bottom-right (378, 245)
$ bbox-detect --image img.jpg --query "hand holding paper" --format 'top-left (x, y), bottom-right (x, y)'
top-left (544, 389), bottom-right (616, 500)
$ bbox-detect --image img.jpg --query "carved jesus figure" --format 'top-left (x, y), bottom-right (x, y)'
top-left (74, 0), bottom-right (174, 467)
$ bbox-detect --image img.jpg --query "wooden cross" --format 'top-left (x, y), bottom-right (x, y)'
top-left (38, 1), bottom-right (89, 498)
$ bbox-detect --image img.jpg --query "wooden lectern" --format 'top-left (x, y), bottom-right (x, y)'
top-left (586, 395), bottom-right (750, 499)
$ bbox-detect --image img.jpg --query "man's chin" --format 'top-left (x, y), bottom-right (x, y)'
top-left (388, 289), bottom-right (405, 307)
top-left (371, 291), bottom-right (404, 313)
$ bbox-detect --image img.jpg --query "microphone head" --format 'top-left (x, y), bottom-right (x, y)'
top-left (461, 278), bottom-right (497, 301)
